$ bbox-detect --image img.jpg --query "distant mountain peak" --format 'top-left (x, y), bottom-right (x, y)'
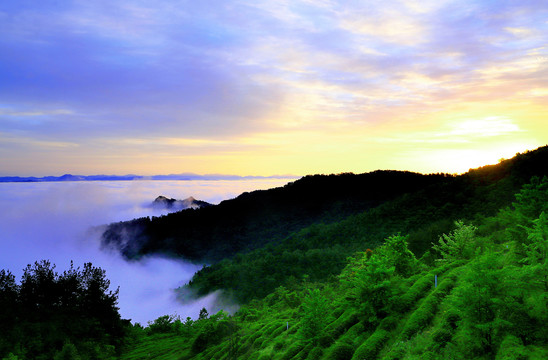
top-left (151, 195), bottom-right (211, 211)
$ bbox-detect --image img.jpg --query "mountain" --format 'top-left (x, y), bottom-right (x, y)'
top-left (151, 196), bottom-right (212, 210)
top-left (100, 146), bottom-right (548, 301)
top-left (101, 146), bottom-right (548, 264)
top-left (118, 146), bottom-right (548, 360)
top-left (100, 170), bottom-right (452, 261)
top-left (0, 173), bottom-right (296, 182)
top-left (0, 174), bottom-right (140, 182)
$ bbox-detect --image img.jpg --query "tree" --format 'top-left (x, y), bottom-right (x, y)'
top-left (19, 260), bottom-right (58, 319)
top-left (522, 212), bottom-right (548, 265)
top-left (339, 238), bottom-right (403, 327)
top-left (53, 342), bottom-right (81, 360)
top-left (299, 288), bottom-right (330, 344)
top-left (147, 315), bottom-right (175, 334)
top-left (0, 270), bottom-right (19, 356)
top-left (432, 220), bottom-right (477, 261)
top-left (500, 176), bottom-right (548, 243)
top-left (377, 234), bottom-right (416, 277)
top-left (199, 307), bottom-right (209, 320)
top-left (451, 255), bottom-right (506, 356)
top-left (355, 256), bottom-right (397, 325)
top-left (0, 261), bottom-right (126, 360)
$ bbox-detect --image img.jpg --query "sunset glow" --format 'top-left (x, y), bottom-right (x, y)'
top-left (1, 1), bottom-right (547, 176)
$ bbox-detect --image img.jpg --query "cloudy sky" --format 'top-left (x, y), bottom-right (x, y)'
top-left (1, 0), bottom-right (547, 176)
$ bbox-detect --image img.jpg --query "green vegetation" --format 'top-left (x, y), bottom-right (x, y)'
top-left (182, 147), bottom-right (548, 304)
top-left (116, 151), bottom-right (548, 359)
top-left (4, 146), bottom-right (548, 359)
top-left (0, 261), bottom-right (128, 360)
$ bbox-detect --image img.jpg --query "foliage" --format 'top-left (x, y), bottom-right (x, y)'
top-left (377, 234), bottom-right (417, 276)
top-left (95, 147), bottom-right (548, 359)
top-left (324, 342), bottom-right (354, 360)
top-left (432, 220), bottom-right (477, 260)
top-left (499, 175), bottom-right (548, 243)
top-left (53, 342), bottom-right (81, 360)
top-left (0, 261), bottom-right (127, 360)
top-left (299, 289), bottom-right (331, 344)
top-left (522, 211), bottom-right (548, 265)
top-left (351, 329), bottom-right (390, 360)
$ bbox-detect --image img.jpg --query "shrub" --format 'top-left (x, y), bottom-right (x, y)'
top-left (443, 308), bottom-right (461, 330)
top-left (328, 311), bottom-right (360, 340)
top-left (432, 328), bottom-right (452, 344)
top-left (258, 353), bottom-right (272, 360)
top-left (271, 323), bottom-right (287, 337)
top-left (325, 342), bottom-right (355, 360)
top-left (495, 335), bottom-right (528, 360)
top-left (379, 315), bottom-right (399, 331)
top-left (306, 347), bottom-right (323, 360)
top-left (252, 336), bottom-right (266, 349)
top-left (399, 276), bottom-right (457, 340)
top-left (280, 342), bottom-right (305, 360)
top-left (397, 272), bottom-right (435, 311)
top-left (318, 333), bottom-right (335, 348)
top-left (351, 329), bottom-right (389, 360)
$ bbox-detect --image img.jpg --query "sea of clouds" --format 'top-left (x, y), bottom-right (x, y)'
top-left (0, 178), bottom-right (293, 324)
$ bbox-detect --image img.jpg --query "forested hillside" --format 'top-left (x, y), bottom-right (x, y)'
top-left (121, 170), bottom-right (548, 360)
top-left (3, 146), bottom-right (548, 359)
top-left (101, 170), bottom-right (451, 262)
top-left (103, 146), bottom-right (548, 304)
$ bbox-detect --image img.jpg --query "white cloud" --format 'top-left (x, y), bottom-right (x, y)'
top-left (447, 117), bottom-right (522, 137)
top-left (0, 179), bottom-right (291, 323)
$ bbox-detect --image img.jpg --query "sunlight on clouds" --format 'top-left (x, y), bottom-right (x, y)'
top-left (338, 3), bottom-right (426, 46)
top-left (447, 117), bottom-right (522, 137)
top-left (2, 1), bottom-right (548, 177)
top-left (0, 133), bottom-right (78, 149)
top-left (505, 27), bottom-right (535, 37)
top-left (0, 109), bottom-right (73, 117)
top-left (115, 137), bottom-right (233, 148)
top-left (528, 88), bottom-right (548, 97)
top-left (341, 15), bottom-right (425, 46)
top-left (399, 72), bottom-right (442, 92)
top-left (402, 0), bottom-right (452, 14)
top-left (478, 55), bottom-right (542, 78)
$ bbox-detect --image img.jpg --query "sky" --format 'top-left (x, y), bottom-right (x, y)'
top-left (1, 0), bottom-right (548, 176)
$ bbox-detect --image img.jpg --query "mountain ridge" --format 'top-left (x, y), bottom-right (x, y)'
top-left (100, 145), bottom-right (548, 303)
top-left (0, 173), bottom-right (297, 183)
top-left (151, 195), bottom-right (212, 210)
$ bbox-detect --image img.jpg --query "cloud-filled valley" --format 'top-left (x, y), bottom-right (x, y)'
top-left (0, 178), bottom-right (291, 324)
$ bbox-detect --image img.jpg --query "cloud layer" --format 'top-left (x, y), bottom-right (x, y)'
top-left (0, 178), bottom-right (291, 324)
top-left (1, 1), bottom-right (547, 175)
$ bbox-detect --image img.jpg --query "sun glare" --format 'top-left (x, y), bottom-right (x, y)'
top-left (448, 116), bottom-right (521, 137)
top-left (424, 142), bottom-right (535, 174)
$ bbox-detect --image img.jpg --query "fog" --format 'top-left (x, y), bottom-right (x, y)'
top-left (0, 179), bottom-right (292, 324)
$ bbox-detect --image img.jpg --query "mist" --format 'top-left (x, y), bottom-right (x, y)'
top-left (0, 178), bottom-right (292, 324)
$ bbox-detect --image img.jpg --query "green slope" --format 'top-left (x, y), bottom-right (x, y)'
top-left (182, 146), bottom-right (548, 303)
top-left (120, 153), bottom-right (548, 360)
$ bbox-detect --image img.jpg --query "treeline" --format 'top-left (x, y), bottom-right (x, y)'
top-left (181, 147), bottom-right (548, 304)
top-left (103, 147), bottom-right (548, 305)
top-left (101, 170), bottom-right (451, 262)
top-left (121, 175), bottom-right (548, 359)
top-left (0, 261), bottom-right (129, 360)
